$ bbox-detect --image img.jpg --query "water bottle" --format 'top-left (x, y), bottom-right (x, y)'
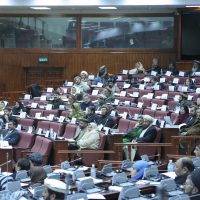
top-left (0, 134), bottom-right (3, 141)
top-left (167, 160), bottom-right (175, 172)
top-left (90, 164), bottom-right (96, 178)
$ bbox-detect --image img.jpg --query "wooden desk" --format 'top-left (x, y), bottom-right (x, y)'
top-left (161, 128), bottom-right (179, 159)
top-left (51, 139), bottom-right (68, 165)
top-left (114, 142), bottom-right (174, 161)
top-left (104, 134), bottom-right (123, 160)
top-left (0, 148), bottom-right (13, 172)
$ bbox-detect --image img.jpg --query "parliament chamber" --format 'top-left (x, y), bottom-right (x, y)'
top-left (0, 1), bottom-right (200, 200)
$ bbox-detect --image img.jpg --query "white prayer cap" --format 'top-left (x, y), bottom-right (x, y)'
top-left (44, 178), bottom-right (67, 194)
top-left (143, 115), bottom-right (154, 123)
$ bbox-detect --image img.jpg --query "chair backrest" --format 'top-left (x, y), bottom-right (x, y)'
top-left (16, 131), bottom-right (35, 149)
top-left (38, 138), bottom-right (53, 164)
top-left (168, 194), bottom-right (190, 200)
top-left (6, 181), bottom-right (21, 192)
top-left (29, 109), bottom-right (44, 117)
top-left (33, 185), bottom-right (45, 199)
top-left (63, 124), bottom-right (77, 139)
top-left (160, 178), bottom-right (177, 192)
top-left (31, 136), bottom-right (44, 152)
top-left (15, 170), bottom-right (28, 180)
top-left (118, 186), bottom-right (140, 200)
top-left (66, 193), bottom-right (88, 200)
top-left (117, 119), bottom-right (130, 133)
top-left (19, 118), bottom-right (34, 129)
top-left (98, 133), bottom-right (107, 150)
top-left (43, 109), bottom-right (59, 117)
top-left (49, 122), bottom-right (65, 136)
top-left (36, 121), bottom-right (50, 132)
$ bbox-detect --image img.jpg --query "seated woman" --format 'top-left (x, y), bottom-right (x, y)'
top-left (68, 102), bottom-right (85, 120)
top-left (12, 100), bottom-right (25, 115)
top-left (174, 105), bottom-right (190, 125)
top-left (77, 122), bottom-right (100, 149)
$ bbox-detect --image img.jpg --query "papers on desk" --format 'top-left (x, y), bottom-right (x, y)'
top-left (21, 182), bottom-right (29, 187)
top-left (87, 193), bottom-right (105, 199)
top-left (2, 172), bottom-right (12, 176)
top-left (65, 138), bottom-right (76, 143)
top-left (53, 166), bottom-right (89, 174)
top-left (162, 172), bottom-right (176, 179)
top-left (108, 185), bottom-right (122, 192)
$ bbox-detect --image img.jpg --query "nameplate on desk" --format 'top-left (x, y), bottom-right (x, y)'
top-left (179, 71), bottom-right (185, 77)
top-left (0, 141), bottom-right (11, 148)
top-left (71, 118), bottom-right (76, 124)
top-left (173, 78), bottom-right (179, 84)
top-left (123, 84), bottom-right (130, 89)
top-left (92, 90), bottom-right (98, 96)
top-left (137, 102), bottom-right (143, 108)
top-left (47, 87), bottom-right (53, 93)
top-left (122, 70), bottom-right (128, 74)
top-left (31, 103), bottom-right (38, 108)
top-left (20, 112), bottom-right (27, 119)
top-left (169, 85), bottom-right (175, 91)
top-left (58, 116), bottom-right (65, 123)
top-left (88, 75), bottom-right (95, 80)
top-left (35, 112), bottom-right (42, 118)
top-left (27, 126), bottom-right (33, 133)
top-left (165, 71), bottom-right (172, 76)
top-left (113, 99), bottom-right (119, 105)
top-left (40, 95), bottom-right (47, 101)
top-left (47, 114), bottom-right (54, 121)
top-left (161, 94), bottom-right (168, 100)
top-left (120, 91), bottom-right (126, 97)
top-left (160, 78), bottom-right (166, 83)
top-left (46, 104), bottom-right (53, 110)
top-left (96, 82), bottom-right (103, 88)
top-left (24, 94), bottom-right (31, 100)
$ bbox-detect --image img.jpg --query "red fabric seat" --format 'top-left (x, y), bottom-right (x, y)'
top-left (13, 131), bottom-right (35, 161)
top-left (63, 124), bottom-right (77, 139)
top-left (117, 119), bottom-right (131, 133)
top-left (43, 109), bottom-right (59, 117)
top-left (49, 122), bottom-right (65, 136)
top-left (29, 109), bottom-right (44, 117)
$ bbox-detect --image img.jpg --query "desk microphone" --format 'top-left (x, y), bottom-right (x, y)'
top-left (69, 157), bottom-right (82, 164)
top-left (0, 160), bottom-right (12, 168)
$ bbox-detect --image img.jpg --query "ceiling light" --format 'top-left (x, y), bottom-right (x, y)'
top-left (185, 5), bottom-right (200, 8)
top-left (98, 7), bottom-right (117, 10)
top-left (30, 7), bottom-right (51, 10)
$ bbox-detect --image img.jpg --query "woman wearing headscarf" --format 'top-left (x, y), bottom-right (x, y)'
top-left (77, 122), bottom-right (100, 149)
top-left (174, 105), bottom-right (190, 125)
top-left (68, 102), bottom-right (85, 120)
top-left (12, 100), bottom-right (24, 115)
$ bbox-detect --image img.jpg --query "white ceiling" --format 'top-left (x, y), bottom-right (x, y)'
top-left (0, 0), bottom-right (199, 14)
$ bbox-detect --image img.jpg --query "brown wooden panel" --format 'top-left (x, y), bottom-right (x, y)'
top-left (0, 49), bottom-right (176, 93)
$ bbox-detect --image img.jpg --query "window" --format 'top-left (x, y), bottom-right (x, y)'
top-left (81, 17), bottom-right (174, 49)
top-left (0, 17), bottom-right (77, 48)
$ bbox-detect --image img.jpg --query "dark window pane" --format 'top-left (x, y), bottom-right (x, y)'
top-left (81, 17), bottom-right (174, 49)
top-left (0, 17), bottom-right (77, 48)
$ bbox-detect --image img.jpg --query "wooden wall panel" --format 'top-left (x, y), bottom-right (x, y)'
top-left (0, 49), bottom-right (176, 93)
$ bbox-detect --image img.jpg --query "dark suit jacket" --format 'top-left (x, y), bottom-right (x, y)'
top-left (136, 125), bottom-right (157, 143)
top-left (3, 129), bottom-right (20, 145)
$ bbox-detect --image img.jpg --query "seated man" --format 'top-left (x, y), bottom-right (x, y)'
top-left (181, 108), bottom-right (200, 136)
top-left (95, 105), bottom-right (115, 128)
top-left (184, 168), bottom-right (200, 200)
top-left (133, 115), bottom-right (157, 143)
top-left (174, 157), bottom-right (194, 185)
top-left (28, 152), bottom-right (46, 186)
top-left (123, 116), bottom-right (144, 143)
top-left (68, 118), bottom-right (88, 150)
top-left (3, 120), bottom-right (20, 145)
top-left (80, 94), bottom-right (94, 111)
top-left (43, 178), bottom-right (67, 200)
